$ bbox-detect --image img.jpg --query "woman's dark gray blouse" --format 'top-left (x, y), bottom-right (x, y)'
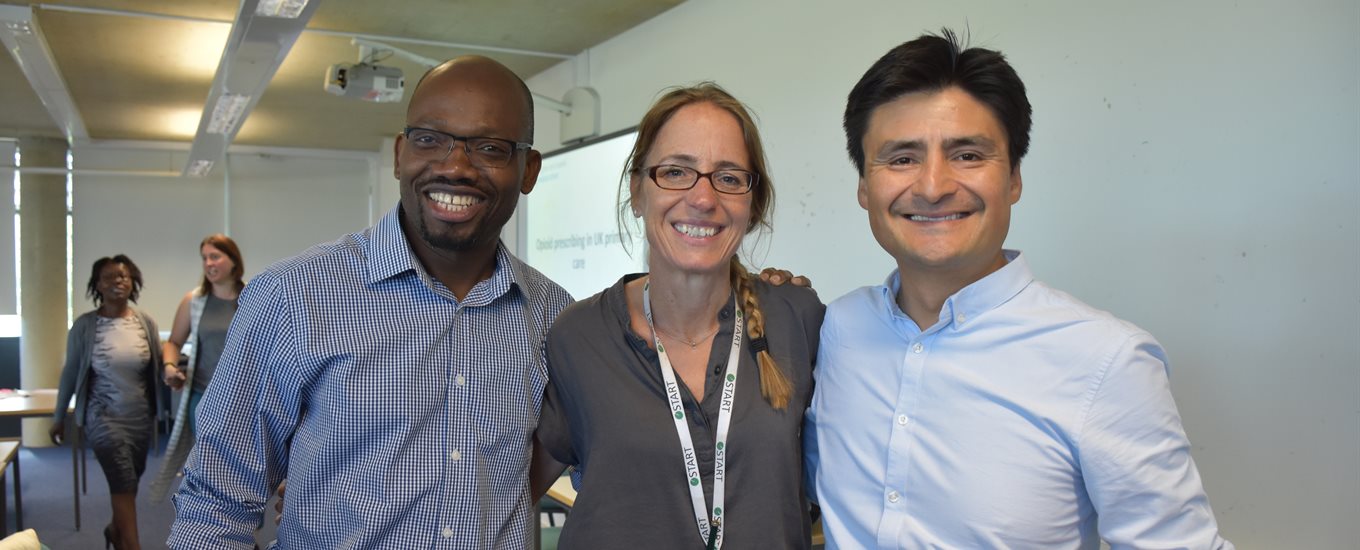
top-left (538, 273), bottom-right (825, 549)
top-left (191, 292), bottom-right (238, 392)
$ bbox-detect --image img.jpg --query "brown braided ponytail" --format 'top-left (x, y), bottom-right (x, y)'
top-left (731, 258), bottom-right (792, 410)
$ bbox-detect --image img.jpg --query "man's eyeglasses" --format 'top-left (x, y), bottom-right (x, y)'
top-left (643, 164), bottom-right (757, 195)
top-left (402, 127), bottom-right (532, 168)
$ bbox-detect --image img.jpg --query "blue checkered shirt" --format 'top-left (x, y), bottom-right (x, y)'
top-left (169, 207), bottom-right (573, 549)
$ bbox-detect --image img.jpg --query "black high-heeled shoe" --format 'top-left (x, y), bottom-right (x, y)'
top-left (103, 524), bottom-right (117, 550)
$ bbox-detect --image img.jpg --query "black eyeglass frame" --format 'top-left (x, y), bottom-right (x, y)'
top-left (642, 164), bottom-right (758, 195)
top-left (402, 126), bottom-right (533, 167)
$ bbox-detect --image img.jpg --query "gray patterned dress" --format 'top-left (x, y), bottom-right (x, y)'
top-left (84, 314), bottom-right (154, 493)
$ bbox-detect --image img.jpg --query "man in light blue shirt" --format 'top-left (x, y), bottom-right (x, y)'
top-left (805, 29), bottom-right (1233, 549)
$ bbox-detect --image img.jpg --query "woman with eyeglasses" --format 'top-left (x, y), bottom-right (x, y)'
top-left (51, 255), bottom-right (164, 550)
top-left (532, 83), bottom-right (824, 549)
top-left (148, 234), bottom-right (245, 503)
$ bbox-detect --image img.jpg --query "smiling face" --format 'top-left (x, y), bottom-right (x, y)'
top-left (630, 102), bottom-right (754, 277)
top-left (393, 58), bottom-right (541, 258)
top-left (201, 243), bottom-right (235, 285)
top-left (858, 86), bottom-right (1022, 284)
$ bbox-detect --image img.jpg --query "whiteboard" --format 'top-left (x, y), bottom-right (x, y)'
top-left (520, 128), bottom-right (644, 300)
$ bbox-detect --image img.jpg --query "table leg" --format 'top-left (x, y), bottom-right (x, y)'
top-left (71, 427), bottom-right (80, 531)
top-left (81, 432), bottom-right (87, 495)
top-left (12, 449), bottom-right (19, 531)
top-left (1, 464), bottom-right (8, 536)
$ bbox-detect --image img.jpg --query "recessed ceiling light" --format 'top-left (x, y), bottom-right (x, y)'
top-left (186, 159), bottom-right (214, 178)
top-left (254, 0), bottom-right (310, 19)
top-left (205, 93), bottom-right (252, 135)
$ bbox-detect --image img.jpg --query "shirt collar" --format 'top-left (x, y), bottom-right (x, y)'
top-left (366, 206), bottom-right (421, 284)
top-left (880, 249), bottom-right (1034, 330)
top-left (485, 243), bottom-right (526, 305)
top-left (365, 205), bottom-right (524, 304)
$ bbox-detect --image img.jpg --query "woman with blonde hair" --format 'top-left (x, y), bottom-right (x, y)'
top-left (533, 83), bottom-right (823, 548)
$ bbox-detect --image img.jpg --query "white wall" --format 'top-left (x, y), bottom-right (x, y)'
top-left (71, 143), bottom-right (376, 327)
top-left (0, 139), bottom-right (17, 315)
top-left (526, 0), bottom-right (1360, 547)
top-left (224, 152), bottom-right (374, 274)
top-left (375, 136), bottom-right (400, 224)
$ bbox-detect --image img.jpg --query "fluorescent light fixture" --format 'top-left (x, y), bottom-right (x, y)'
top-left (0, 4), bottom-right (89, 141)
top-left (186, 159), bottom-right (214, 177)
top-left (183, 0), bottom-right (316, 177)
top-left (255, 0), bottom-right (310, 19)
top-left (3, 19), bottom-right (31, 35)
top-left (205, 93), bottom-right (251, 135)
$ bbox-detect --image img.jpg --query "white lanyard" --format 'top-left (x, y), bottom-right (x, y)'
top-left (643, 281), bottom-right (742, 550)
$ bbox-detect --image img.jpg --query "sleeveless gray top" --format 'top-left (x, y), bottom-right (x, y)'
top-left (192, 292), bottom-right (238, 392)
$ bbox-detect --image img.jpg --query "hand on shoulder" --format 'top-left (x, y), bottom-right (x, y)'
top-left (759, 267), bottom-right (812, 289)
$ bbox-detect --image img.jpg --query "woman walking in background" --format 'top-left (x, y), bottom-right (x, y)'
top-left (50, 255), bottom-right (163, 550)
top-left (149, 234), bottom-right (244, 503)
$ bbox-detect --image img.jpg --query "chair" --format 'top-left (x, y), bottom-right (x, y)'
top-left (0, 528), bottom-right (40, 550)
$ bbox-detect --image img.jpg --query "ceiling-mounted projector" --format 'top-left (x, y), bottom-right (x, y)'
top-left (324, 63), bottom-right (404, 103)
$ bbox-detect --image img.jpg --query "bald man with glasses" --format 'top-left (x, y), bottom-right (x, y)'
top-left (170, 56), bottom-right (573, 549)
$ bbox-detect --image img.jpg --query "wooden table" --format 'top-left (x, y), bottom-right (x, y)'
top-left (0, 389), bottom-right (82, 531)
top-left (544, 476), bottom-right (576, 508)
top-left (0, 389), bottom-right (58, 417)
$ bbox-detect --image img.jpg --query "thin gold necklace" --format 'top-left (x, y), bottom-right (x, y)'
top-left (654, 325), bottom-right (719, 349)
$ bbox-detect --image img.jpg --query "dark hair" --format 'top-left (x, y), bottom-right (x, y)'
top-left (198, 233), bottom-right (245, 296)
top-left (86, 254), bottom-right (143, 306)
top-left (843, 28), bottom-right (1032, 175)
top-left (618, 82), bottom-right (792, 409)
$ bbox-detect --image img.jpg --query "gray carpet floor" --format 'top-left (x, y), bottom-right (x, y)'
top-left (5, 436), bottom-right (278, 549)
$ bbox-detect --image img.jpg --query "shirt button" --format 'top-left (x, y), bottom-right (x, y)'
top-left (450, 449), bottom-right (461, 462)
top-left (456, 374), bottom-right (466, 387)
top-left (887, 490), bottom-right (901, 503)
top-left (897, 414), bottom-right (909, 426)
top-left (441, 526), bottom-right (453, 538)
top-left (956, 313), bottom-right (967, 324)
top-left (912, 342), bottom-right (924, 354)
